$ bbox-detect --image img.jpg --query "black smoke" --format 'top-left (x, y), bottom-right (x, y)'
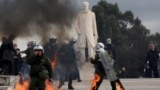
top-left (0, 0), bottom-right (79, 43)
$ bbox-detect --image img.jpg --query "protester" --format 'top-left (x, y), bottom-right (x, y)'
top-left (90, 42), bottom-right (125, 90)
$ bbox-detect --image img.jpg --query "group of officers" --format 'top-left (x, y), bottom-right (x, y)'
top-left (0, 36), bottom-right (82, 90)
top-left (1, 34), bottom-right (160, 90)
top-left (0, 34), bottom-right (125, 90)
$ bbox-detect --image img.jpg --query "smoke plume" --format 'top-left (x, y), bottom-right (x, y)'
top-left (0, 0), bottom-right (79, 44)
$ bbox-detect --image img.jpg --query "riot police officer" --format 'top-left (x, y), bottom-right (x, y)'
top-left (27, 45), bottom-right (53, 90)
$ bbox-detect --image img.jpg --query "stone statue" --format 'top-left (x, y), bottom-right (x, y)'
top-left (75, 1), bottom-right (98, 64)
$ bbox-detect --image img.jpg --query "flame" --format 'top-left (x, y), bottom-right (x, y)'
top-left (51, 52), bottom-right (58, 69)
top-left (14, 80), bottom-right (29, 90)
top-left (45, 79), bottom-right (54, 90)
top-left (15, 52), bottom-right (58, 90)
top-left (14, 74), bottom-right (29, 90)
top-left (90, 74), bottom-right (101, 90)
top-left (116, 81), bottom-right (124, 90)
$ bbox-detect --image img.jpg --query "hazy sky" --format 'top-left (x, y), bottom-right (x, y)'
top-left (79, 0), bottom-right (160, 34)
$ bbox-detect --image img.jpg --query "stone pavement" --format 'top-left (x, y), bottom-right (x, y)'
top-left (0, 63), bottom-right (160, 90)
top-left (1, 78), bottom-right (160, 90)
top-left (57, 78), bottom-right (160, 90)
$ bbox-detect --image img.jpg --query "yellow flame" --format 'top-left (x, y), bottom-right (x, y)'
top-left (90, 74), bottom-right (101, 90)
top-left (51, 52), bottom-right (58, 69)
top-left (116, 82), bottom-right (124, 90)
top-left (45, 79), bottom-right (54, 90)
top-left (14, 80), bottom-right (29, 90)
top-left (15, 75), bottom-right (54, 90)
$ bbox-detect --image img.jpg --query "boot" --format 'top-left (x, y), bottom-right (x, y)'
top-left (111, 81), bottom-right (116, 90)
top-left (68, 74), bottom-right (74, 90)
top-left (68, 85), bottom-right (74, 90)
top-left (57, 81), bottom-right (62, 89)
top-left (115, 79), bottom-right (125, 90)
top-left (77, 79), bottom-right (82, 82)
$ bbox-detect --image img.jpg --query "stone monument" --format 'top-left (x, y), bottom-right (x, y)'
top-left (75, 1), bottom-right (98, 64)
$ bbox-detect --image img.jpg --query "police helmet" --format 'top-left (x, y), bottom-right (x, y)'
top-left (27, 41), bottom-right (36, 46)
top-left (95, 42), bottom-right (104, 51)
top-left (34, 45), bottom-right (44, 53)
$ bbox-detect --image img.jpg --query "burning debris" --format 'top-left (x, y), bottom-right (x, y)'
top-left (90, 74), bottom-right (101, 90)
top-left (51, 52), bottom-right (58, 70)
top-left (14, 73), bottom-right (55, 90)
top-left (116, 81), bottom-right (125, 90)
top-left (45, 79), bottom-right (54, 90)
top-left (0, 1), bottom-right (90, 90)
top-left (14, 73), bottom-right (29, 90)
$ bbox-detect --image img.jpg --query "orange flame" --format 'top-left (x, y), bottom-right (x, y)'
top-left (51, 52), bottom-right (58, 69)
top-left (15, 74), bottom-right (55, 90)
top-left (90, 74), bottom-right (101, 90)
top-left (14, 74), bottom-right (29, 90)
top-left (116, 81), bottom-right (124, 90)
top-left (14, 80), bottom-right (29, 90)
top-left (45, 79), bottom-right (54, 90)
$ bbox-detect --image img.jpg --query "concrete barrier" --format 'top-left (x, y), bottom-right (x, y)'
top-left (0, 75), bottom-right (18, 90)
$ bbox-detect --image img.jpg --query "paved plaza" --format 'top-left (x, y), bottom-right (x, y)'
top-left (0, 63), bottom-right (160, 90)
top-left (1, 78), bottom-right (160, 90)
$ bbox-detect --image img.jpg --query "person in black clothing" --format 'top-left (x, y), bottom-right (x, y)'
top-left (104, 38), bottom-right (116, 61)
top-left (43, 37), bottom-right (59, 81)
top-left (21, 41), bottom-right (36, 60)
top-left (20, 41), bottom-right (36, 79)
top-left (0, 37), bottom-right (7, 60)
top-left (57, 40), bottom-right (76, 89)
top-left (105, 38), bottom-right (118, 72)
top-left (43, 37), bottom-right (57, 61)
top-left (57, 39), bottom-right (81, 90)
top-left (89, 53), bottom-right (106, 90)
top-left (13, 43), bottom-right (22, 75)
top-left (118, 66), bottom-right (128, 78)
top-left (0, 37), bottom-right (7, 74)
top-left (57, 41), bottom-right (68, 89)
top-left (67, 40), bottom-right (77, 89)
top-left (69, 38), bottom-right (82, 82)
top-left (145, 43), bottom-right (159, 78)
top-left (1, 35), bottom-right (17, 75)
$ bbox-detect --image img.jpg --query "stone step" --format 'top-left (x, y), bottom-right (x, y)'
top-left (0, 75), bottom-right (19, 86)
